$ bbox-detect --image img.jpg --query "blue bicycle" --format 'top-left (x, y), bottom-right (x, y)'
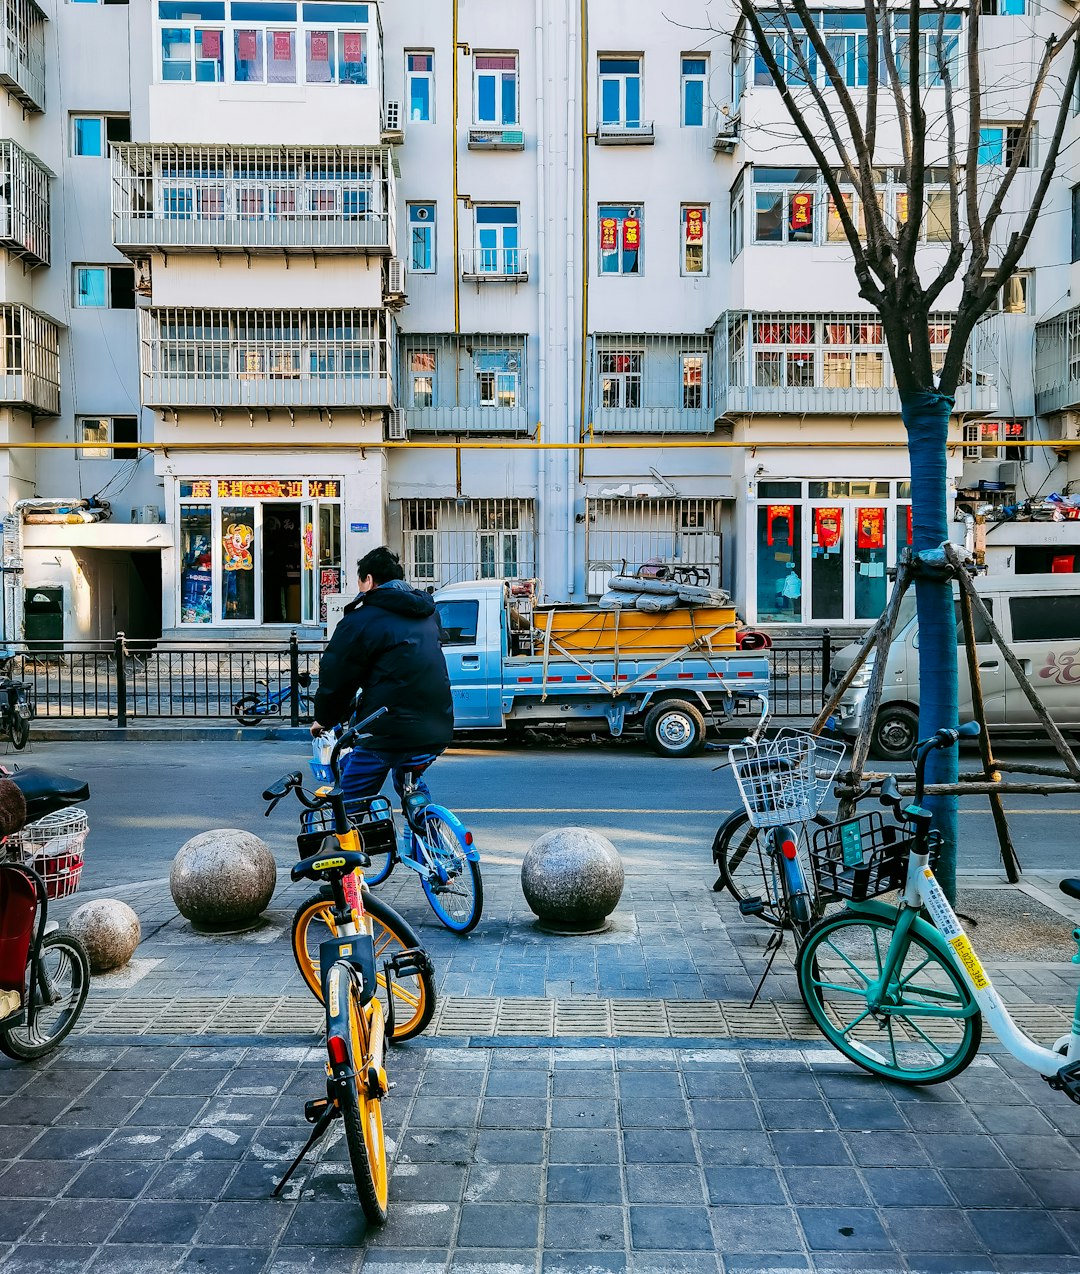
top-left (234, 671), bottom-right (313, 725)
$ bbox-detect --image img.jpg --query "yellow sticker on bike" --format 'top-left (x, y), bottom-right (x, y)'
top-left (949, 935), bottom-right (990, 990)
top-left (313, 857), bottom-right (346, 871)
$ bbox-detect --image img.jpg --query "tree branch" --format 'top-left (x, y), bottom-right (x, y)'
top-left (922, 10), bottom-right (966, 311)
top-left (964, 2), bottom-right (985, 265)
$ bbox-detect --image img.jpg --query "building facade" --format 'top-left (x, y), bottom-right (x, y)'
top-left (1, 0), bottom-right (1078, 640)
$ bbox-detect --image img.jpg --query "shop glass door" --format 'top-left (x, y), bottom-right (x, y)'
top-left (756, 502), bottom-right (802, 622)
top-left (318, 503), bottom-right (343, 623)
top-left (301, 501), bottom-right (315, 624)
top-left (220, 505), bottom-right (257, 621)
top-left (854, 505), bottom-right (888, 619)
top-left (810, 505), bottom-right (845, 619)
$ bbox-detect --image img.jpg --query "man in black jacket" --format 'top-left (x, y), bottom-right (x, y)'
top-left (311, 546), bottom-right (454, 806)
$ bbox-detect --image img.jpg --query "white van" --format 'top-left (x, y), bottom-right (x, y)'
top-left (828, 574), bottom-right (1080, 760)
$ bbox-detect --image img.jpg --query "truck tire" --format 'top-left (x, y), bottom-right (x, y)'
top-left (870, 705), bottom-right (919, 762)
top-left (643, 700), bottom-right (706, 758)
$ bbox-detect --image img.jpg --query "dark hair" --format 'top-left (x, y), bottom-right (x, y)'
top-left (357, 545), bottom-right (405, 586)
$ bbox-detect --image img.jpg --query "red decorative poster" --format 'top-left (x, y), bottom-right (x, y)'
top-left (790, 191), bottom-right (813, 231)
top-left (600, 217), bottom-right (618, 251)
top-left (757, 322), bottom-right (782, 344)
top-left (622, 216), bottom-right (640, 251)
top-left (906, 505), bottom-right (913, 545)
top-left (857, 507), bottom-right (886, 550)
top-left (310, 31), bottom-right (329, 61)
top-left (788, 322), bottom-right (814, 345)
top-left (237, 30), bottom-right (257, 61)
top-left (200, 29), bottom-right (221, 58)
top-left (814, 507), bottom-right (843, 550)
top-left (766, 505), bottom-right (795, 547)
top-left (684, 207), bottom-right (704, 243)
top-left (320, 567), bottom-right (342, 623)
top-left (273, 31), bottom-right (292, 61)
top-left (343, 32), bottom-right (363, 62)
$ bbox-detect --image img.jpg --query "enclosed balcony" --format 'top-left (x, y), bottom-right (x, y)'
top-left (0, 0), bottom-right (45, 112)
top-left (396, 498), bottom-right (537, 588)
top-left (0, 303), bottom-right (59, 415)
top-left (1034, 305), bottom-right (1080, 416)
top-left (584, 497), bottom-right (725, 596)
top-left (398, 334), bottom-right (530, 434)
top-left (112, 145), bottom-right (396, 256)
top-left (716, 312), bottom-right (997, 415)
top-left (139, 308), bottom-right (394, 409)
top-left (0, 139), bottom-right (50, 267)
top-left (590, 334), bottom-right (714, 434)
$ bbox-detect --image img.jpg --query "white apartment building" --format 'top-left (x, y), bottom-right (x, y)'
top-left (0, 0), bottom-right (1077, 642)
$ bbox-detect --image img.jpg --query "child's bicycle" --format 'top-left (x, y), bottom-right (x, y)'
top-left (796, 721), bottom-right (1080, 1093)
top-left (233, 671), bottom-right (313, 725)
top-left (309, 720), bottom-right (483, 934)
top-left (0, 768), bottom-right (92, 1060)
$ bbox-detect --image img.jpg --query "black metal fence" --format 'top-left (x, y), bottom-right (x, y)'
top-left (3, 630), bottom-right (833, 726)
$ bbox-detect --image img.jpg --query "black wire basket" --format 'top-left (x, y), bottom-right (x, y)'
top-left (810, 811), bottom-right (917, 901)
top-left (299, 794), bottom-right (396, 857)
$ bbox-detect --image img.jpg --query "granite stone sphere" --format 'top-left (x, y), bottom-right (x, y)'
top-left (170, 829), bottom-right (277, 931)
top-left (521, 827), bottom-right (625, 933)
top-left (67, 899), bottom-right (140, 973)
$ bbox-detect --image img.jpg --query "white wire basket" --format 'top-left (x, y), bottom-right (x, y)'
top-left (9, 808), bottom-right (89, 900)
top-left (728, 731), bottom-right (847, 828)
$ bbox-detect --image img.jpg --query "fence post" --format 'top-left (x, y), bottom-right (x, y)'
top-left (822, 628), bottom-right (832, 682)
top-left (115, 632), bottom-right (128, 728)
top-left (289, 630), bottom-right (300, 727)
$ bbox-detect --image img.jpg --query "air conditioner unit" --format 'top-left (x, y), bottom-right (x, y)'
top-left (997, 461), bottom-right (1020, 486)
top-left (387, 407), bottom-right (407, 440)
top-left (384, 257), bottom-right (407, 304)
top-left (382, 100), bottom-right (405, 143)
top-left (1053, 411), bottom-right (1080, 441)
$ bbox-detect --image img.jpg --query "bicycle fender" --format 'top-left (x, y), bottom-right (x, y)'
top-left (425, 804), bottom-right (480, 862)
top-left (320, 933), bottom-right (377, 1007)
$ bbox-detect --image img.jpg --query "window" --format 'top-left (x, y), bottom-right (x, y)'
top-left (681, 205), bottom-right (708, 275)
top-left (79, 417), bottom-right (138, 460)
top-left (1010, 594), bottom-right (1080, 642)
top-left (753, 168), bottom-right (818, 244)
top-left (599, 351), bottom-right (642, 408)
top-left (979, 124), bottom-right (1032, 167)
top-left (475, 349), bottom-right (520, 408)
top-left (681, 55), bottom-right (707, 126)
top-left (753, 19), bottom-right (816, 87)
top-left (598, 204), bottom-right (642, 275)
top-left (987, 272), bottom-right (1031, 314)
top-left (408, 202), bottom-right (435, 273)
top-left (435, 598), bottom-right (479, 645)
top-left (474, 52), bottom-right (518, 125)
top-left (599, 56), bottom-right (641, 127)
top-left (409, 349), bottom-right (435, 407)
top-left (406, 51), bottom-right (433, 121)
top-left (730, 182), bottom-right (744, 260)
top-left (682, 354), bottom-right (706, 409)
top-left (474, 205), bottom-right (519, 275)
top-left (1073, 185), bottom-right (1080, 263)
top-left (963, 419), bottom-right (1027, 460)
top-left (894, 15), bottom-right (962, 88)
top-left (161, 24), bottom-right (225, 81)
top-left (71, 114), bottom-right (129, 157)
top-left (305, 29), bottom-right (367, 84)
top-left (982, 0), bottom-right (1025, 13)
top-left (74, 265), bottom-right (136, 309)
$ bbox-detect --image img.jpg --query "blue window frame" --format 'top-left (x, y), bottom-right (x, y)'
top-left (475, 53), bottom-right (518, 125)
top-left (475, 205), bottom-right (520, 274)
top-left (599, 56), bottom-right (641, 127)
top-left (407, 51), bottom-right (433, 122)
top-left (409, 202), bottom-right (436, 273)
top-left (72, 117), bottom-right (104, 157)
top-left (75, 267), bottom-right (107, 307)
top-left (681, 56), bottom-right (707, 126)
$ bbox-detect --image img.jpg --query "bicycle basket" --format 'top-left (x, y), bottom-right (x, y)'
top-left (727, 730), bottom-right (847, 828)
top-left (299, 795), bottom-right (396, 857)
top-left (809, 811), bottom-right (917, 901)
top-left (9, 808), bottom-right (89, 900)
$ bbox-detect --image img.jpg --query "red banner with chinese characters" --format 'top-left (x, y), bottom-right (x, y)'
top-left (766, 505), bottom-right (795, 547)
top-left (814, 507), bottom-right (843, 550)
top-left (857, 507), bottom-right (886, 550)
top-left (343, 32), bottom-right (363, 62)
top-left (237, 30), bottom-right (257, 60)
top-left (310, 31), bottom-right (329, 62)
top-left (685, 207), bottom-right (704, 243)
top-left (906, 505), bottom-right (913, 545)
top-left (790, 192), bottom-right (813, 232)
top-left (200, 30), bottom-right (221, 59)
top-left (217, 480), bottom-right (304, 500)
top-left (600, 217), bottom-right (618, 252)
top-left (273, 31), bottom-right (292, 60)
top-left (622, 217), bottom-right (641, 251)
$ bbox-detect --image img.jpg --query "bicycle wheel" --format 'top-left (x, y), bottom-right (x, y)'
top-left (417, 810), bottom-right (483, 934)
top-left (338, 981), bottom-right (389, 1224)
top-left (797, 911), bottom-right (982, 1084)
top-left (0, 931), bottom-right (90, 1061)
top-left (290, 891), bottom-right (435, 1040)
top-left (233, 695), bottom-right (265, 726)
top-left (10, 706), bottom-right (29, 750)
top-left (715, 809), bottom-right (831, 926)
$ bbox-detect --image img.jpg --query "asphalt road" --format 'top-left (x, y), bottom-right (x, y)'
top-left (6, 735), bottom-right (1080, 891)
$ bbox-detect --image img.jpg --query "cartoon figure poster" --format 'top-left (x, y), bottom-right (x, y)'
top-left (222, 523), bottom-right (254, 571)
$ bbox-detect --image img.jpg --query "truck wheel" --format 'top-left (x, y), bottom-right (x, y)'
top-left (643, 701), bottom-right (705, 758)
top-left (870, 705), bottom-right (919, 762)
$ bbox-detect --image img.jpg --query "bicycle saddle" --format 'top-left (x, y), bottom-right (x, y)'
top-left (9, 769), bottom-right (90, 822)
top-left (1059, 879), bottom-right (1080, 902)
top-left (291, 847), bottom-right (371, 883)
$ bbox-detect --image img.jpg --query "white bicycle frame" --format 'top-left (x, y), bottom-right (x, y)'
top-left (902, 851), bottom-right (1080, 1075)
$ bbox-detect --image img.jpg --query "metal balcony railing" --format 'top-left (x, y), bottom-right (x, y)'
top-left (111, 145), bottom-right (396, 255)
top-left (0, 303), bottom-right (60, 414)
top-left (460, 247), bottom-right (529, 280)
top-left (590, 334), bottom-right (714, 435)
top-left (0, 138), bottom-right (50, 266)
top-left (1035, 304), bottom-right (1080, 416)
top-left (0, 0), bottom-right (45, 112)
top-left (398, 333), bottom-right (530, 434)
top-left (139, 308), bottom-right (394, 409)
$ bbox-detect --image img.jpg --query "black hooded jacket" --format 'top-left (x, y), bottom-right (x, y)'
top-left (313, 581), bottom-right (454, 753)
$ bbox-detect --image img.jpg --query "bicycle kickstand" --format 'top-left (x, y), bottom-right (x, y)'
top-left (271, 1099), bottom-right (338, 1198)
top-left (749, 929), bottom-right (785, 1010)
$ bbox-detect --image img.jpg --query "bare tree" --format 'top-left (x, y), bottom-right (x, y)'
top-left (731, 0), bottom-right (1080, 898)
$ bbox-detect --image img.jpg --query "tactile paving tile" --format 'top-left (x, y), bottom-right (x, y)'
top-left (610, 1000), bottom-right (669, 1037)
top-left (665, 1001), bottom-right (729, 1038)
top-left (496, 998), bottom-right (555, 1035)
top-left (554, 999), bottom-right (612, 1035)
top-left (433, 996), bottom-right (499, 1035)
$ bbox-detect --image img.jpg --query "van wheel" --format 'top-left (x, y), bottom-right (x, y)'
top-left (870, 706), bottom-right (919, 762)
top-left (643, 700), bottom-right (706, 758)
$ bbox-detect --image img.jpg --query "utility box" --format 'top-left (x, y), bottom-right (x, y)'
top-left (23, 586), bottom-right (63, 649)
top-left (324, 592), bottom-right (352, 637)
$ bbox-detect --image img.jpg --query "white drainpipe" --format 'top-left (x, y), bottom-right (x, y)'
top-left (564, 0), bottom-right (578, 595)
top-left (534, 0), bottom-right (548, 597)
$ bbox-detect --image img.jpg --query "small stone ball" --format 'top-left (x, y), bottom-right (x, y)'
top-left (521, 827), bottom-right (625, 933)
top-left (67, 899), bottom-right (140, 973)
top-left (170, 829), bottom-right (276, 931)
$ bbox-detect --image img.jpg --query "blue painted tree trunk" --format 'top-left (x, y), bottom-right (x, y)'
top-left (900, 389), bottom-right (959, 902)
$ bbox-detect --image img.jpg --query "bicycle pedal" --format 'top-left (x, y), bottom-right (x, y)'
top-left (304, 1098), bottom-right (330, 1123)
top-left (366, 1065), bottom-right (389, 1099)
top-left (739, 898), bottom-right (766, 917)
top-left (1047, 1058), bottom-right (1080, 1105)
top-left (388, 947), bottom-right (433, 979)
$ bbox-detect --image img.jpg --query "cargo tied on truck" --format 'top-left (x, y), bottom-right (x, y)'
top-left (433, 579), bottom-right (771, 757)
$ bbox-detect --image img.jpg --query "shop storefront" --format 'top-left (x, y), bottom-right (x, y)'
top-left (178, 477), bottom-right (343, 625)
top-left (751, 479), bottom-right (913, 625)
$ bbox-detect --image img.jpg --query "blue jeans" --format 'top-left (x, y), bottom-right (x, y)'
top-left (340, 745), bottom-right (440, 810)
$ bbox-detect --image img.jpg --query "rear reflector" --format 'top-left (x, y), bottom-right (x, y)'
top-left (781, 840), bottom-right (798, 860)
top-left (327, 1035), bottom-right (348, 1065)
